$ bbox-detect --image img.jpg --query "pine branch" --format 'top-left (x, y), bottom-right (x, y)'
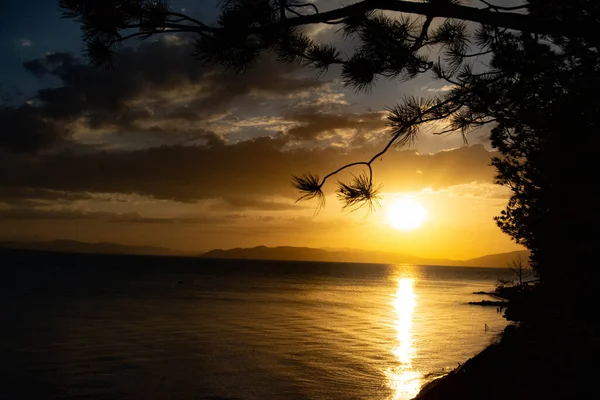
top-left (61, 0), bottom-right (590, 54)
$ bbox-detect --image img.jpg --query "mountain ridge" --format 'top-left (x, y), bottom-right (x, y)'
top-left (202, 245), bottom-right (530, 268)
top-left (0, 240), bottom-right (529, 268)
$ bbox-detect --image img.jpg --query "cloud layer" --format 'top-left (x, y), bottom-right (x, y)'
top-left (1, 35), bottom-right (499, 233)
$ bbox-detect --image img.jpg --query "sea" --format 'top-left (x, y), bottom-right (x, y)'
top-left (1, 251), bottom-right (513, 400)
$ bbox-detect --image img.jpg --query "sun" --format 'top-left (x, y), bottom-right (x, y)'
top-left (387, 198), bottom-right (428, 231)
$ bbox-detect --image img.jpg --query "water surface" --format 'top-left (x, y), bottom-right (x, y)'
top-left (1, 253), bottom-right (511, 399)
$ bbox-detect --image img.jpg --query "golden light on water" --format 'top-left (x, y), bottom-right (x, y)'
top-left (386, 277), bottom-right (422, 400)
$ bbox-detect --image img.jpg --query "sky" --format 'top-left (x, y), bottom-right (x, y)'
top-left (0, 0), bottom-right (525, 259)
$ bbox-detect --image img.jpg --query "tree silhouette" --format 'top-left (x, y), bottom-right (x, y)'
top-left (508, 255), bottom-right (531, 287)
top-left (485, 25), bottom-right (600, 315)
top-left (61, 1), bottom-right (600, 317)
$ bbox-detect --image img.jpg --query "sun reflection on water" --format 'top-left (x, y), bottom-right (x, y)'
top-left (386, 277), bottom-right (422, 400)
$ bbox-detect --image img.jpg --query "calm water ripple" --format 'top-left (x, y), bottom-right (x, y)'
top-left (1, 254), bottom-right (512, 400)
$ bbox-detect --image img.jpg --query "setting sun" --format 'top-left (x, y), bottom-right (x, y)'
top-left (387, 198), bottom-right (428, 231)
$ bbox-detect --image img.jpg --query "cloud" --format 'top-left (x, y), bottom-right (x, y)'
top-left (20, 39), bottom-right (32, 47)
top-left (285, 107), bottom-right (387, 141)
top-left (0, 105), bottom-right (68, 152)
top-left (438, 182), bottom-right (512, 200)
top-left (0, 186), bottom-right (93, 207)
top-left (26, 43), bottom-right (325, 122)
top-left (0, 33), bottom-right (500, 216)
top-left (3, 37), bottom-right (328, 153)
top-left (426, 85), bottom-right (456, 92)
top-left (212, 197), bottom-right (309, 211)
top-left (0, 207), bottom-right (99, 220)
top-left (0, 207), bottom-right (240, 224)
top-left (0, 140), bottom-right (497, 205)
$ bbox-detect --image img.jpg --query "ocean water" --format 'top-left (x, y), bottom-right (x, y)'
top-left (1, 252), bottom-right (513, 400)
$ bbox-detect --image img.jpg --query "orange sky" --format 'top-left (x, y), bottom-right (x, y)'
top-left (0, 4), bottom-right (525, 259)
top-left (0, 144), bottom-right (523, 259)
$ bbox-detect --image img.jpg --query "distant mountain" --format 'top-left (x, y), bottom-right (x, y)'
top-left (202, 246), bottom-right (530, 268)
top-left (0, 239), bottom-right (192, 257)
top-left (462, 250), bottom-right (531, 268)
top-left (0, 240), bottom-right (530, 268)
top-left (203, 246), bottom-right (339, 262)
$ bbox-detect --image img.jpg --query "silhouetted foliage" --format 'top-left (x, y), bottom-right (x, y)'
top-left (337, 173), bottom-right (382, 213)
top-left (291, 173), bottom-right (325, 209)
top-left (484, 25), bottom-right (600, 318)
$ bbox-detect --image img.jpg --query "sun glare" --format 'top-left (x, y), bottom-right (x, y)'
top-left (387, 198), bottom-right (428, 231)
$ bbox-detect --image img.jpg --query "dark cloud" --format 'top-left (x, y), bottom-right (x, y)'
top-left (0, 186), bottom-right (92, 207)
top-left (29, 41), bottom-right (325, 123)
top-left (213, 197), bottom-right (308, 211)
top-left (23, 43), bottom-right (206, 120)
top-left (285, 108), bottom-right (386, 140)
top-left (0, 137), bottom-right (497, 204)
top-left (2, 37), bottom-right (327, 153)
top-left (110, 213), bottom-right (242, 225)
top-left (0, 105), bottom-right (67, 152)
top-left (23, 52), bottom-right (75, 77)
top-left (0, 207), bottom-right (241, 225)
top-left (0, 207), bottom-right (93, 220)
